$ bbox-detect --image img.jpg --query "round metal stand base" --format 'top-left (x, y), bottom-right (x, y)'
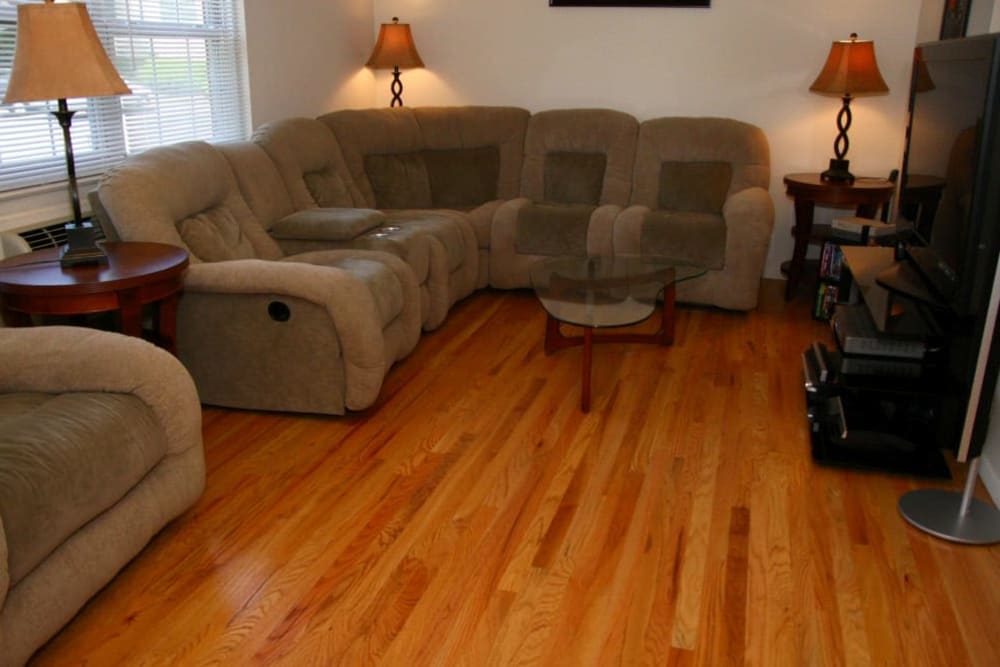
top-left (899, 489), bottom-right (1000, 545)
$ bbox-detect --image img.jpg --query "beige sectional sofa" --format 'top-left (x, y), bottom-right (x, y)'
top-left (92, 106), bottom-right (774, 416)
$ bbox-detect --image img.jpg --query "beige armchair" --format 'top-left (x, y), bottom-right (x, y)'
top-left (0, 326), bottom-right (204, 666)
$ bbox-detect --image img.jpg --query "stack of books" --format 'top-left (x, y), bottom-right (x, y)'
top-left (814, 243), bottom-right (845, 320)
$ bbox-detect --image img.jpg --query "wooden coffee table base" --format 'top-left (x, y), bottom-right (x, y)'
top-left (544, 284), bottom-right (677, 412)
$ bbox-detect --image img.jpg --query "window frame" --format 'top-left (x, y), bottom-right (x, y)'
top-left (0, 0), bottom-right (250, 207)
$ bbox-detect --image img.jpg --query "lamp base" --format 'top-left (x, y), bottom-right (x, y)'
top-left (821, 158), bottom-right (854, 183)
top-left (60, 222), bottom-right (107, 268)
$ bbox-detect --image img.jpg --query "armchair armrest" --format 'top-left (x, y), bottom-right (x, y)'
top-left (0, 326), bottom-right (201, 458)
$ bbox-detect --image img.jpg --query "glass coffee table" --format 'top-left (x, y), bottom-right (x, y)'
top-left (530, 255), bottom-right (706, 412)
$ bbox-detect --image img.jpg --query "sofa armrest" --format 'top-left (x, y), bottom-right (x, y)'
top-left (181, 258), bottom-right (401, 410)
top-left (721, 185), bottom-right (775, 274)
top-left (270, 208), bottom-right (385, 241)
top-left (723, 186), bottom-right (774, 244)
top-left (0, 326), bottom-right (202, 459)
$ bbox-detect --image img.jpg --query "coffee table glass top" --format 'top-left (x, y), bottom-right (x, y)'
top-left (529, 255), bottom-right (706, 329)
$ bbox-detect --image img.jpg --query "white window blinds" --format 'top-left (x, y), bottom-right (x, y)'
top-left (0, 0), bottom-right (249, 193)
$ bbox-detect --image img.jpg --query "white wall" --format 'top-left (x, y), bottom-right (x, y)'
top-left (243, 0), bottom-right (374, 125)
top-left (373, 0), bottom-right (923, 280)
top-left (917, 0), bottom-right (945, 42)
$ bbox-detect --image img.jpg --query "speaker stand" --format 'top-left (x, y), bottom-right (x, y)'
top-left (898, 456), bottom-right (1000, 544)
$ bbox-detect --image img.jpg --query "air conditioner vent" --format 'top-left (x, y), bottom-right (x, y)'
top-left (17, 218), bottom-right (104, 251)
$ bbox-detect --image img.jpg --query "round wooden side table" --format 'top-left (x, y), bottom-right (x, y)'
top-left (783, 172), bottom-right (895, 301)
top-left (0, 241), bottom-right (189, 353)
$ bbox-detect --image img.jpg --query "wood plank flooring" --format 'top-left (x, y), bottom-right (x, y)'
top-left (31, 281), bottom-right (1000, 666)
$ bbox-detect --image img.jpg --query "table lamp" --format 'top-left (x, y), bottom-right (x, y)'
top-left (3, 0), bottom-right (131, 267)
top-left (810, 33), bottom-right (889, 183)
top-left (366, 17), bottom-right (424, 108)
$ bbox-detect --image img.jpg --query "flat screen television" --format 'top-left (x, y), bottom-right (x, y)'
top-left (899, 33), bottom-right (1000, 319)
top-left (898, 33), bottom-right (1000, 460)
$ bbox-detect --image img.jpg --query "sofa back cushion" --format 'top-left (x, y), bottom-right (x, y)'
top-left (364, 151), bottom-right (433, 209)
top-left (304, 168), bottom-right (359, 208)
top-left (323, 106), bottom-right (529, 210)
top-left (218, 141), bottom-right (295, 229)
top-left (423, 146), bottom-right (501, 208)
top-left (544, 151), bottom-right (607, 205)
top-left (253, 117), bottom-right (365, 210)
top-left (319, 108), bottom-right (424, 208)
top-left (96, 141), bottom-right (283, 262)
top-left (657, 161), bottom-right (733, 213)
top-left (413, 106), bottom-right (530, 201)
top-left (631, 117), bottom-right (770, 211)
top-left (177, 205), bottom-right (258, 262)
top-left (521, 109), bottom-right (638, 206)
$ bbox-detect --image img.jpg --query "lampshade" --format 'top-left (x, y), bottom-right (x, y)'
top-left (3, 0), bottom-right (131, 104)
top-left (809, 33), bottom-right (889, 98)
top-left (366, 17), bottom-right (424, 70)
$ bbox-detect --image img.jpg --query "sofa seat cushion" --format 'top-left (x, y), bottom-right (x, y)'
top-left (515, 203), bottom-right (594, 256)
top-left (639, 210), bottom-right (727, 269)
top-left (0, 391), bottom-right (167, 586)
top-left (384, 211), bottom-right (469, 272)
top-left (271, 208), bottom-right (386, 241)
top-left (298, 255), bottom-right (406, 328)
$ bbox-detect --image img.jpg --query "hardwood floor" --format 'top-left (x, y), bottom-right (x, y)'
top-left (32, 280), bottom-right (1000, 666)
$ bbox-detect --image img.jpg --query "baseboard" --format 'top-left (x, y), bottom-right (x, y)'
top-left (980, 455), bottom-right (1000, 506)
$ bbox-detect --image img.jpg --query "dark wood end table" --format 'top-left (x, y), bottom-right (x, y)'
top-left (783, 172), bottom-right (895, 301)
top-left (0, 241), bottom-right (189, 353)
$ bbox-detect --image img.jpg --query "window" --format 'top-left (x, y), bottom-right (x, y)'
top-left (0, 0), bottom-right (249, 194)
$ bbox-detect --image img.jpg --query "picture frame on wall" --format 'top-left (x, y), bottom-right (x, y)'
top-left (550, 1), bottom-right (710, 6)
top-left (940, 0), bottom-right (971, 40)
